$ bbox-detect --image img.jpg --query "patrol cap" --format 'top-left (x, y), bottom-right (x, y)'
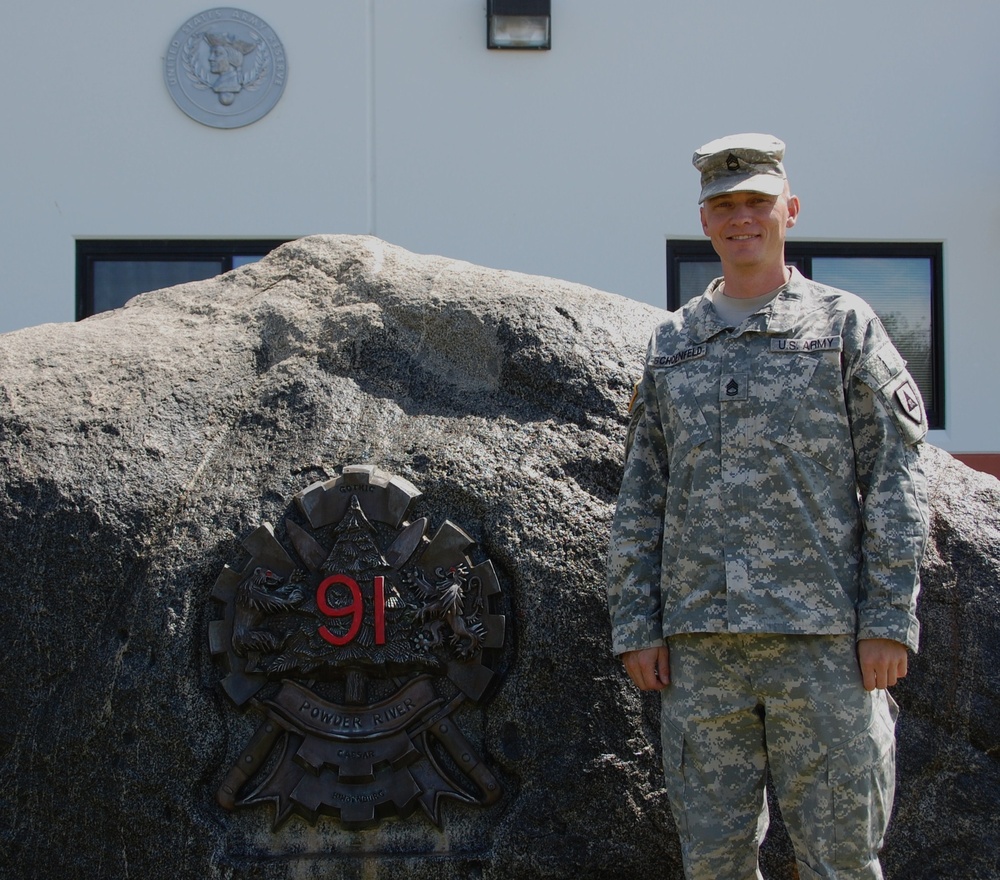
top-left (693, 133), bottom-right (787, 203)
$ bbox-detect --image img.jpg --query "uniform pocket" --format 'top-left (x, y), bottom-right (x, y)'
top-left (764, 351), bottom-right (852, 474)
top-left (654, 363), bottom-right (715, 461)
top-left (826, 692), bottom-right (897, 866)
top-left (660, 713), bottom-right (690, 840)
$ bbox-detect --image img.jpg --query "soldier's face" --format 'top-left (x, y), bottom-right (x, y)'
top-left (700, 189), bottom-right (799, 273)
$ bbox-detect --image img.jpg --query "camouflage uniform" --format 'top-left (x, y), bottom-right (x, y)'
top-left (607, 269), bottom-right (929, 879)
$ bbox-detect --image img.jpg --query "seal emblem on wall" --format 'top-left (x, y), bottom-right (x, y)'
top-left (164, 8), bottom-right (287, 128)
top-left (210, 465), bottom-right (506, 829)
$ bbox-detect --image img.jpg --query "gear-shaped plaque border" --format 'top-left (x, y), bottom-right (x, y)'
top-left (209, 464), bottom-right (506, 829)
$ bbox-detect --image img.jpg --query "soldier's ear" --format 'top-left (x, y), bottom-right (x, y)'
top-left (786, 194), bottom-right (800, 229)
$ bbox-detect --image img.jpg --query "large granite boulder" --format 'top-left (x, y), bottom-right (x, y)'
top-left (0, 235), bottom-right (996, 879)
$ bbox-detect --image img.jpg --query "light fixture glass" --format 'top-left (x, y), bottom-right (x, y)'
top-left (487, 0), bottom-right (551, 50)
top-left (489, 15), bottom-right (550, 49)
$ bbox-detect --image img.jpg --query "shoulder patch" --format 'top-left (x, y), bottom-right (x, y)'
top-left (624, 384), bottom-right (645, 462)
top-left (886, 371), bottom-right (927, 444)
top-left (627, 382), bottom-right (640, 414)
top-left (858, 342), bottom-right (905, 389)
top-left (894, 379), bottom-right (923, 424)
top-left (858, 343), bottom-right (927, 445)
top-left (888, 374), bottom-right (926, 439)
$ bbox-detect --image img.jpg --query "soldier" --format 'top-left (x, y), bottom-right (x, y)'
top-left (607, 133), bottom-right (929, 879)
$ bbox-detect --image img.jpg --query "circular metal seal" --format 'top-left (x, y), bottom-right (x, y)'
top-left (164, 8), bottom-right (287, 129)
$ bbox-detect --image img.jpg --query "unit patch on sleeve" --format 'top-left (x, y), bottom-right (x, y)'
top-left (894, 378), bottom-right (924, 424)
top-left (883, 373), bottom-right (927, 445)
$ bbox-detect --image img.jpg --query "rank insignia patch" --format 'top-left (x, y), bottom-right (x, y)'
top-left (210, 464), bottom-right (506, 830)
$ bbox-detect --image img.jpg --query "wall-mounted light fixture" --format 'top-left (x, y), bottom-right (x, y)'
top-left (487, 0), bottom-right (551, 50)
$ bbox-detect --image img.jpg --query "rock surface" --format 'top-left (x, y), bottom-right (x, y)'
top-left (0, 235), bottom-right (996, 879)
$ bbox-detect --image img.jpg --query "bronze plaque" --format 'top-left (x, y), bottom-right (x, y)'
top-left (210, 465), bottom-right (506, 829)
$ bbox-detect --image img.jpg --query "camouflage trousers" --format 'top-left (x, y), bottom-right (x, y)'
top-left (660, 633), bottom-right (897, 880)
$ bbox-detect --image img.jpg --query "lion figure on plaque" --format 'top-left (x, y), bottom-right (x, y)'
top-left (403, 563), bottom-right (487, 660)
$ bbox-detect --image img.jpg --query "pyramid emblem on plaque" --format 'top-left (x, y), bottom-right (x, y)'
top-left (209, 465), bottom-right (506, 829)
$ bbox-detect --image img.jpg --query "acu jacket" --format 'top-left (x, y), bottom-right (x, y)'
top-left (607, 269), bottom-right (929, 656)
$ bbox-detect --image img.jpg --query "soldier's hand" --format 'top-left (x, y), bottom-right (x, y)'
top-left (622, 645), bottom-right (670, 691)
top-left (857, 638), bottom-right (908, 691)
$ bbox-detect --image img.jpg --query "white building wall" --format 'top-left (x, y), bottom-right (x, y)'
top-left (2, 0), bottom-right (998, 455)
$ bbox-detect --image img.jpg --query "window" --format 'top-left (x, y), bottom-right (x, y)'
top-left (76, 239), bottom-right (289, 321)
top-left (666, 241), bottom-right (944, 428)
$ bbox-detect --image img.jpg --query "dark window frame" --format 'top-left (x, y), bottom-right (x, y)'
top-left (76, 239), bottom-right (289, 321)
top-left (665, 239), bottom-right (945, 429)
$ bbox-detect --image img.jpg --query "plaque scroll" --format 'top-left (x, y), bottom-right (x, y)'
top-left (210, 465), bottom-right (506, 829)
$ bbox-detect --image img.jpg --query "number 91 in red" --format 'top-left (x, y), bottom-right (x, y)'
top-left (315, 574), bottom-right (386, 646)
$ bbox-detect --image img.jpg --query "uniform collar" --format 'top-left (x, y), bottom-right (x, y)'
top-left (685, 266), bottom-right (811, 343)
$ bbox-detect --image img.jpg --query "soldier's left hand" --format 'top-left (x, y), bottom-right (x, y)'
top-left (621, 645), bottom-right (670, 691)
top-left (857, 638), bottom-right (908, 691)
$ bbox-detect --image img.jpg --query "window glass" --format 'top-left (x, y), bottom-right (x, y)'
top-left (77, 240), bottom-right (289, 321)
top-left (678, 260), bottom-right (722, 303)
top-left (232, 254), bottom-right (266, 269)
top-left (811, 256), bottom-right (934, 418)
top-left (92, 260), bottom-right (223, 314)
